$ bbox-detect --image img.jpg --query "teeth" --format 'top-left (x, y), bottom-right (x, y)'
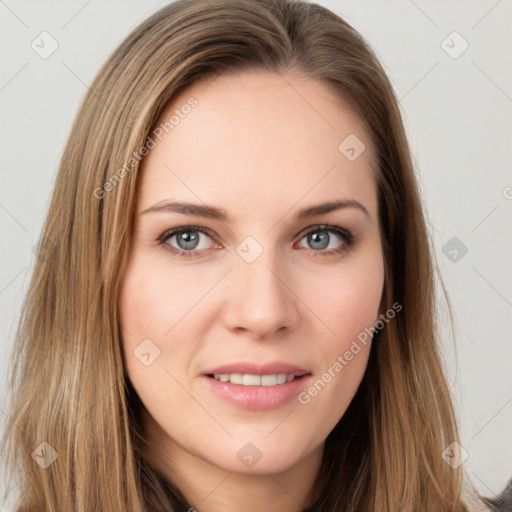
top-left (212, 373), bottom-right (297, 386)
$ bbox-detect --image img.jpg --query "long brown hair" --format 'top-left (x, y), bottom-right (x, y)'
top-left (1, 0), bottom-right (478, 510)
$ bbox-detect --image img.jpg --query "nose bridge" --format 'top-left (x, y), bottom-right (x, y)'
top-left (222, 240), bottom-right (300, 338)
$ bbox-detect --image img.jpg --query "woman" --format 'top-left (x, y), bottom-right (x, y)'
top-left (1, 0), bottom-right (505, 510)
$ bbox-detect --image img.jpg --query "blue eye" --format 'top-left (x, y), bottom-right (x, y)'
top-left (158, 226), bottom-right (215, 258)
top-left (297, 225), bottom-right (355, 257)
top-left (157, 224), bottom-right (355, 259)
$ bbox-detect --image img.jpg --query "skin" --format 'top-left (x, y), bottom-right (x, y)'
top-left (119, 69), bottom-right (385, 512)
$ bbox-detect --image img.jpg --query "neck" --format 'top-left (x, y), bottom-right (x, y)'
top-left (143, 413), bottom-right (324, 512)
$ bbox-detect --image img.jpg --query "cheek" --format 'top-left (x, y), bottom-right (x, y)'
top-left (118, 256), bottom-right (214, 389)
top-left (118, 263), bottom-right (183, 410)
top-left (119, 277), bottom-right (162, 342)
top-left (118, 260), bottom-right (177, 387)
top-left (310, 254), bottom-right (384, 344)
top-left (297, 261), bottom-right (382, 433)
top-left (119, 258), bottom-right (199, 341)
top-left (302, 250), bottom-right (383, 415)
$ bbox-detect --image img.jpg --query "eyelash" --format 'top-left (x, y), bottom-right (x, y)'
top-left (156, 224), bottom-right (356, 259)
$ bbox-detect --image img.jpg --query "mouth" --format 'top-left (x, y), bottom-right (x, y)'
top-left (205, 372), bottom-right (309, 386)
top-left (200, 362), bottom-right (312, 409)
top-left (201, 365), bottom-right (312, 410)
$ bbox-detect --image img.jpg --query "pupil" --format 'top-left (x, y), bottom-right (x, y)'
top-left (178, 231), bottom-right (199, 250)
top-left (309, 231), bottom-right (329, 250)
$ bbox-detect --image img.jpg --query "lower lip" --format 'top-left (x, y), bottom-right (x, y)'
top-left (201, 375), bottom-right (311, 410)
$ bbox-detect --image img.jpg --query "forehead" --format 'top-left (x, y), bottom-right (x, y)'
top-left (137, 69), bottom-right (377, 220)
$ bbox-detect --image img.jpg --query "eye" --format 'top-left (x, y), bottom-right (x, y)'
top-left (157, 224), bottom-right (356, 259)
top-left (157, 226), bottom-right (219, 258)
top-left (296, 225), bottom-right (355, 257)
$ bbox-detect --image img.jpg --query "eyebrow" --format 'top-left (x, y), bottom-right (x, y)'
top-left (140, 199), bottom-right (370, 221)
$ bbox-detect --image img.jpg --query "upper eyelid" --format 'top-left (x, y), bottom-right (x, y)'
top-left (158, 225), bottom-right (213, 244)
top-left (297, 224), bottom-right (351, 237)
top-left (159, 224), bottom-right (352, 246)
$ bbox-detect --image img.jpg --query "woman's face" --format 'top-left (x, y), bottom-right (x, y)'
top-left (119, 70), bottom-right (384, 477)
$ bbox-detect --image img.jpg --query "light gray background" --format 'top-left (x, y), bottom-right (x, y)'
top-left (1, 0), bottom-right (511, 508)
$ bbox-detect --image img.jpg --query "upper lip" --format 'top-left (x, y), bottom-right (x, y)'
top-left (202, 362), bottom-right (311, 377)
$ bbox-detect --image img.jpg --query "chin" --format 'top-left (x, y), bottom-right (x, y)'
top-left (203, 434), bottom-right (319, 475)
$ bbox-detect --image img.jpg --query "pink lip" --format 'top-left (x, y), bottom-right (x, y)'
top-left (202, 361), bottom-right (311, 377)
top-left (201, 374), bottom-right (312, 410)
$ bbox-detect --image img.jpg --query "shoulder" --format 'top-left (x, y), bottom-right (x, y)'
top-left (462, 477), bottom-right (512, 512)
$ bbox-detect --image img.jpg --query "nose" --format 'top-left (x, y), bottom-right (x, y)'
top-left (221, 253), bottom-right (301, 340)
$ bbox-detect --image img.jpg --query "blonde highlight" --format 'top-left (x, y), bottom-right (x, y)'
top-left (2, 0), bottom-right (480, 510)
